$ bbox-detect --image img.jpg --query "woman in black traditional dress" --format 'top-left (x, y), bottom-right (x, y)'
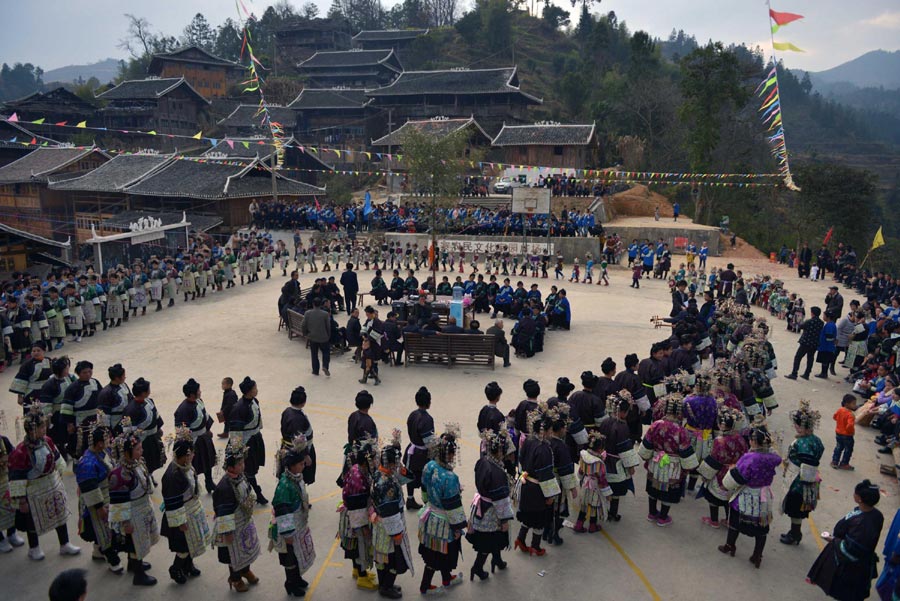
top-left (807, 480), bottom-right (884, 601)
top-left (279, 386), bottom-right (316, 485)
top-left (404, 387), bottom-right (436, 510)
top-left (467, 428), bottom-right (514, 581)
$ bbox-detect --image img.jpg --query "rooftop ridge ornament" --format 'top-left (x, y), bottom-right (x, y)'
top-left (534, 120), bottom-right (560, 126)
top-left (128, 216), bottom-right (164, 232)
top-left (206, 151), bottom-right (228, 159)
top-left (450, 67), bottom-right (470, 71)
top-left (136, 148), bottom-right (160, 155)
top-left (57, 142), bottom-right (75, 148)
top-left (430, 116), bottom-right (450, 121)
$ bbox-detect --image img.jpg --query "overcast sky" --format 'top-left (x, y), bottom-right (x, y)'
top-left (1, 0), bottom-right (898, 72)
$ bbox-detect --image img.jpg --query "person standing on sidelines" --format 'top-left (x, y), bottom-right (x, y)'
top-left (301, 298), bottom-right (332, 377)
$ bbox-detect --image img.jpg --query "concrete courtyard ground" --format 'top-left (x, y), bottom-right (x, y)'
top-left (0, 239), bottom-right (890, 601)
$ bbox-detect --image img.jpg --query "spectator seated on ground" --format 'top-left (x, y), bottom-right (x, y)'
top-left (491, 280), bottom-right (514, 318)
top-left (548, 289), bottom-right (571, 330)
top-left (511, 310), bottom-right (537, 358)
top-left (436, 277), bottom-right (453, 296)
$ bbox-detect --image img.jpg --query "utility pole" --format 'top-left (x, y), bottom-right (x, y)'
top-left (270, 143), bottom-right (278, 203)
top-left (431, 173), bottom-right (437, 301)
top-left (386, 108), bottom-right (394, 195)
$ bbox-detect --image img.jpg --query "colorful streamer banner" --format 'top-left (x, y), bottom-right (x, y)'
top-left (770, 8), bottom-right (804, 33)
top-left (772, 41), bottom-right (805, 53)
top-left (762, 2), bottom-right (803, 191)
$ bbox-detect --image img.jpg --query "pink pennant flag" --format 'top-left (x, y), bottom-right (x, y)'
top-left (226, 140), bottom-right (235, 149)
top-left (8, 113), bottom-right (18, 122)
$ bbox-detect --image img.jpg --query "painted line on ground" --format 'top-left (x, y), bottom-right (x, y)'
top-left (807, 515), bottom-right (825, 551)
top-left (600, 529), bottom-right (662, 601)
top-left (306, 537), bottom-right (341, 601)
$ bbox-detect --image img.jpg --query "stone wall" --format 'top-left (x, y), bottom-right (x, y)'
top-left (384, 228), bottom-right (720, 262)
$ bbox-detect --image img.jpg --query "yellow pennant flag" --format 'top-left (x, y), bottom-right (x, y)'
top-left (871, 226), bottom-right (886, 251)
top-left (75, 121), bottom-right (87, 128)
top-left (192, 131), bottom-right (203, 140)
top-left (773, 41), bottom-right (805, 53)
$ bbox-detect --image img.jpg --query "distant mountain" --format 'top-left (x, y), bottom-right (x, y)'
top-left (803, 50), bottom-right (900, 90)
top-left (43, 59), bottom-right (120, 85)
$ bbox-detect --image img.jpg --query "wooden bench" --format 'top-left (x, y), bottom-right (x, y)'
top-left (404, 333), bottom-right (495, 370)
top-left (278, 285), bottom-right (315, 332)
top-left (285, 310), bottom-right (307, 344)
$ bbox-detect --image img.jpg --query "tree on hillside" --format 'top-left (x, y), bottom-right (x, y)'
top-left (116, 14), bottom-right (177, 81)
top-left (425, 0), bottom-right (460, 26)
top-left (0, 63), bottom-right (44, 103)
top-left (788, 163), bottom-right (877, 251)
top-left (678, 42), bottom-right (747, 221)
top-left (542, 4), bottom-right (570, 29)
top-left (72, 77), bottom-right (101, 104)
top-left (183, 13), bottom-right (216, 50)
top-left (301, 2), bottom-right (320, 19)
top-left (481, 0), bottom-right (511, 52)
top-left (329, 0), bottom-right (386, 31)
top-left (214, 18), bottom-right (243, 62)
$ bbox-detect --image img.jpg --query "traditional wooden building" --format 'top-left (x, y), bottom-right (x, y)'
top-left (48, 153), bottom-right (174, 241)
top-left (0, 120), bottom-right (59, 167)
top-left (298, 49), bottom-right (402, 89)
top-left (147, 46), bottom-right (244, 99)
top-left (95, 77), bottom-right (210, 136)
top-left (275, 18), bottom-right (353, 70)
top-left (203, 136), bottom-right (334, 186)
top-left (0, 222), bottom-right (73, 272)
top-left (491, 122), bottom-right (599, 169)
top-left (288, 87), bottom-right (373, 145)
top-left (123, 156), bottom-right (325, 228)
top-left (371, 116), bottom-right (491, 152)
top-left (216, 104), bottom-right (298, 138)
top-left (365, 67), bottom-right (541, 137)
top-left (0, 146), bottom-right (109, 240)
top-left (352, 29), bottom-right (429, 52)
top-left (2, 87), bottom-right (96, 126)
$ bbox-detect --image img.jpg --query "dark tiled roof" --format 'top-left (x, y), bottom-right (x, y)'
top-left (0, 119), bottom-right (59, 149)
top-left (0, 147), bottom-right (106, 184)
top-left (49, 154), bottom-right (173, 192)
top-left (491, 123), bottom-right (596, 146)
top-left (226, 172), bottom-right (324, 198)
top-left (100, 210), bottom-right (223, 232)
top-left (0, 222), bottom-right (71, 248)
top-left (288, 88), bottom-right (371, 109)
top-left (371, 117), bottom-right (490, 147)
top-left (366, 67), bottom-right (541, 102)
top-left (217, 104), bottom-right (297, 130)
top-left (148, 46), bottom-right (242, 71)
top-left (300, 49), bottom-right (399, 70)
top-left (125, 158), bottom-right (323, 199)
top-left (353, 29), bottom-right (428, 41)
top-left (4, 87), bottom-right (96, 115)
top-left (205, 138), bottom-right (273, 159)
top-left (96, 78), bottom-right (210, 104)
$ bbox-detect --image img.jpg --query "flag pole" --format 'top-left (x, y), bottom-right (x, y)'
top-left (765, 0), bottom-right (795, 186)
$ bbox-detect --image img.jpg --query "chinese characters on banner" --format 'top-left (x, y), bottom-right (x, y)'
top-left (439, 239), bottom-right (555, 255)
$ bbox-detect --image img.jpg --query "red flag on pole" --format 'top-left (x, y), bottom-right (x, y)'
top-left (823, 226), bottom-right (834, 246)
top-left (769, 9), bottom-right (804, 26)
top-left (314, 196), bottom-right (320, 211)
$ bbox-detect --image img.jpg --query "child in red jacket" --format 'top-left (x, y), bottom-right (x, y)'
top-left (831, 394), bottom-right (856, 469)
